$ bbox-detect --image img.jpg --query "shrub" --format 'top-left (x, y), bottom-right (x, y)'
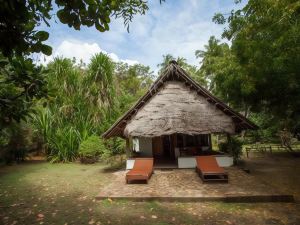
top-left (105, 137), bottom-right (125, 155)
top-left (218, 142), bottom-right (229, 153)
top-left (228, 137), bottom-right (243, 165)
top-left (0, 123), bottom-right (32, 164)
top-left (101, 137), bottom-right (125, 166)
top-left (78, 136), bottom-right (105, 164)
top-left (218, 136), bottom-right (243, 165)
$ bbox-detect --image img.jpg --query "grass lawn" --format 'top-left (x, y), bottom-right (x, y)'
top-left (0, 159), bottom-right (300, 225)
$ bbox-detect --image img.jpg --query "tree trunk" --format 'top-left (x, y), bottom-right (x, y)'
top-left (241, 104), bottom-right (250, 141)
top-left (125, 138), bottom-right (131, 158)
top-left (279, 129), bottom-right (295, 153)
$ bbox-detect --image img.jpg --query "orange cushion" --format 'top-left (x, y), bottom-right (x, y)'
top-left (196, 156), bottom-right (225, 173)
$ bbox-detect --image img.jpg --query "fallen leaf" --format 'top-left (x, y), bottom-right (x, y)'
top-left (151, 215), bottom-right (157, 219)
top-left (88, 219), bottom-right (95, 224)
top-left (37, 214), bottom-right (44, 218)
top-left (140, 216), bottom-right (146, 219)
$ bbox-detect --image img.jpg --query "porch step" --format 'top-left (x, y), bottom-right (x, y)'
top-left (95, 195), bottom-right (294, 203)
top-left (159, 168), bottom-right (174, 171)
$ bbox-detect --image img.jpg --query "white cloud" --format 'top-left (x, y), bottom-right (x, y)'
top-left (120, 0), bottom-right (232, 69)
top-left (40, 40), bottom-right (139, 66)
top-left (39, 0), bottom-right (243, 73)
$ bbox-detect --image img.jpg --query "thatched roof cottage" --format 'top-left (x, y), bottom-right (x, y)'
top-left (103, 61), bottom-right (257, 168)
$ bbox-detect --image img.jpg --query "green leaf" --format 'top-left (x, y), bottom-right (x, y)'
top-left (0, 59), bottom-right (9, 67)
top-left (84, 0), bottom-right (95, 5)
top-left (104, 23), bottom-right (109, 31)
top-left (41, 45), bottom-right (52, 56)
top-left (35, 31), bottom-right (49, 41)
top-left (57, 9), bottom-right (70, 24)
top-left (95, 23), bottom-right (105, 32)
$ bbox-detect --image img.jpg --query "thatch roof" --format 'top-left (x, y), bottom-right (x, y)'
top-left (103, 61), bottom-right (258, 138)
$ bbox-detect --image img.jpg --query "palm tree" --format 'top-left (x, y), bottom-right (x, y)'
top-left (87, 53), bottom-right (116, 106)
top-left (195, 36), bottom-right (229, 91)
top-left (157, 54), bottom-right (189, 75)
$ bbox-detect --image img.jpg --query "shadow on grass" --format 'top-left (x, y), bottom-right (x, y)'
top-left (101, 162), bottom-right (126, 173)
top-left (1, 161), bottom-right (300, 225)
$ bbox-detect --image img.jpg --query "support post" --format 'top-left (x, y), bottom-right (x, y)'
top-left (226, 133), bottom-right (231, 144)
top-left (208, 134), bottom-right (212, 151)
top-left (125, 138), bottom-right (131, 158)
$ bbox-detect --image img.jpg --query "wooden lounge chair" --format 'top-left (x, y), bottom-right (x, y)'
top-left (126, 158), bottom-right (154, 184)
top-left (195, 156), bottom-right (228, 182)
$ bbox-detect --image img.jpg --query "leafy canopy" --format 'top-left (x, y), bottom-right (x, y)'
top-left (0, 0), bottom-right (149, 57)
top-left (212, 0), bottom-right (300, 120)
top-left (31, 54), bottom-right (154, 162)
top-left (0, 55), bottom-right (48, 128)
top-left (0, 0), bottom-right (151, 129)
top-left (198, 0), bottom-right (300, 142)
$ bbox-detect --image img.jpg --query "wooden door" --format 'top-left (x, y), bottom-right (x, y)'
top-left (152, 136), bottom-right (163, 157)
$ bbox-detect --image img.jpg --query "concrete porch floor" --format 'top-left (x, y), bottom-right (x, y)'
top-left (96, 167), bottom-right (294, 202)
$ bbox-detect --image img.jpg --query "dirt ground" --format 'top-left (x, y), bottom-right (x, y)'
top-left (0, 153), bottom-right (299, 225)
top-left (242, 152), bottom-right (300, 200)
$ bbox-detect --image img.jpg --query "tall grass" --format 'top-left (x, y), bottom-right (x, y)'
top-left (32, 54), bottom-right (153, 162)
top-left (32, 54), bottom-right (118, 162)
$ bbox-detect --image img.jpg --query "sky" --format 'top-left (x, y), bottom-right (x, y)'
top-left (39, 0), bottom-right (245, 74)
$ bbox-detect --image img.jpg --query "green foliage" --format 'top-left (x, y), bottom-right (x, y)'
top-left (78, 136), bottom-right (105, 163)
top-left (55, 0), bottom-right (148, 32)
top-left (48, 127), bottom-right (81, 163)
top-left (196, 36), bottom-right (249, 111)
top-left (0, 0), bottom-right (149, 58)
top-left (31, 54), bottom-right (152, 162)
top-left (210, 0), bottom-right (300, 125)
top-left (218, 142), bottom-right (229, 154)
top-left (0, 0), bottom-right (152, 161)
top-left (219, 136), bottom-right (243, 165)
top-left (198, 0), bottom-right (300, 142)
top-left (79, 136), bottom-right (104, 157)
top-left (248, 112), bottom-right (281, 143)
top-left (100, 137), bottom-right (125, 166)
top-left (0, 56), bottom-right (48, 128)
top-left (105, 138), bottom-right (126, 156)
top-left (32, 55), bottom-right (111, 162)
top-left (0, 0), bottom-right (52, 57)
top-left (0, 122), bottom-right (33, 164)
top-left (87, 53), bottom-right (116, 106)
top-left (157, 54), bottom-right (207, 87)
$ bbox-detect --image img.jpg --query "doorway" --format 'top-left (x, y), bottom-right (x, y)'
top-left (152, 135), bottom-right (176, 168)
top-left (162, 135), bottom-right (172, 158)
